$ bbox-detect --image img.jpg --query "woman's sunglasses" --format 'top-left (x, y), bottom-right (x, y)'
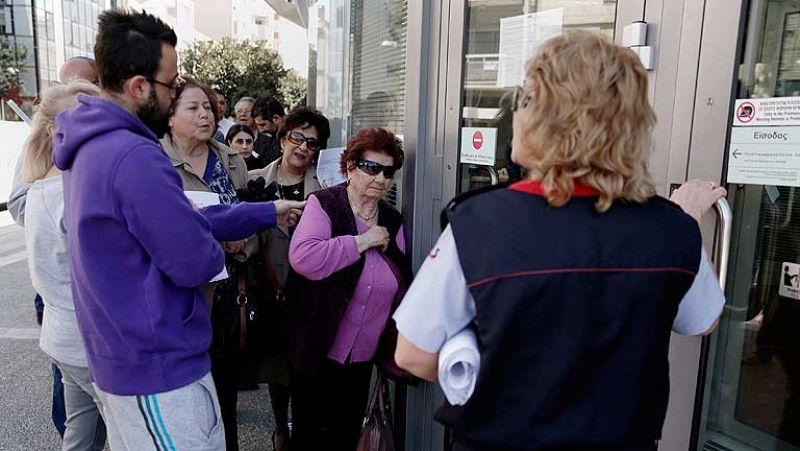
top-left (286, 130), bottom-right (321, 152)
top-left (356, 159), bottom-right (399, 178)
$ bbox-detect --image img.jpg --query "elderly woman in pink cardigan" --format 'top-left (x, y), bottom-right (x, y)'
top-left (283, 127), bottom-right (413, 451)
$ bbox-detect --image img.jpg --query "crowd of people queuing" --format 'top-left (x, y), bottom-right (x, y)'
top-left (6, 7), bottom-right (729, 451)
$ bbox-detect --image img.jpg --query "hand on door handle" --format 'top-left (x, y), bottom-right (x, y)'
top-left (669, 179), bottom-right (728, 222)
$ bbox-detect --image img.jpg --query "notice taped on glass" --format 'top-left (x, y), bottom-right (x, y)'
top-left (497, 9), bottom-right (563, 88)
top-left (732, 97), bottom-right (800, 127)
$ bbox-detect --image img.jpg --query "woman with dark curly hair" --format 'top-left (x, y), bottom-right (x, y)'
top-left (284, 127), bottom-right (414, 450)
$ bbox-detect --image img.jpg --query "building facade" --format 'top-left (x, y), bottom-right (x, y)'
top-left (1, 0), bottom-right (114, 98)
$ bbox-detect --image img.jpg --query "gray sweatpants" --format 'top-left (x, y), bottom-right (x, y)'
top-left (94, 372), bottom-right (225, 451)
top-left (55, 361), bottom-right (106, 451)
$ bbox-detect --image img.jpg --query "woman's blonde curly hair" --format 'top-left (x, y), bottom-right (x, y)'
top-left (23, 79), bottom-right (100, 183)
top-left (514, 30), bottom-right (657, 212)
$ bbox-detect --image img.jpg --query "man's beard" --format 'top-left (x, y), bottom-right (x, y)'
top-left (138, 89), bottom-right (170, 138)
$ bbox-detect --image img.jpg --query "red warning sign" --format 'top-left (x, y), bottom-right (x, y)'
top-left (736, 101), bottom-right (756, 124)
top-left (472, 131), bottom-right (484, 150)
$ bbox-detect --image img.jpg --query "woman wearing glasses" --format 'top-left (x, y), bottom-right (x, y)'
top-left (284, 127), bottom-right (414, 450)
top-left (160, 77), bottom-right (260, 451)
top-left (244, 106), bottom-right (329, 451)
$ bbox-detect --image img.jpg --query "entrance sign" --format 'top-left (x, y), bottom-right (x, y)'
top-left (727, 127), bottom-right (800, 187)
top-left (779, 261), bottom-right (800, 300)
top-left (732, 98), bottom-right (800, 126)
top-left (497, 9), bottom-right (563, 87)
top-left (460, 127), bottom-right (497, 166)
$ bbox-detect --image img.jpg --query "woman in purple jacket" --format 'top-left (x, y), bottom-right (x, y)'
top-left (284, 127), bottom-right (412, 450)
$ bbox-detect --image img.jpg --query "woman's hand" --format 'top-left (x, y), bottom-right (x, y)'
top-left (355, 225), bottom-right (390, 253)
top-left (222, 238), bottom-right (248, 254)
top-left (274, 200), bottom-right (306, 227)
top-left (670, 179), bottom-right (727, 222)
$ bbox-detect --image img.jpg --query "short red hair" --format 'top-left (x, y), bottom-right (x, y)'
top-left (340, 127), bottom-right (404, 174)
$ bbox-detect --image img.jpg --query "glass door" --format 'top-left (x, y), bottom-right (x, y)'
top-left (457, 0), bottom-right (621, 195)
top-left (700, 1), bottom-right (800, 450)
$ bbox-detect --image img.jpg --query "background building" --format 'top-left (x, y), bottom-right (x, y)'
top-left (127, 0), bottom-right (308, 74)
top-left (1, 0), bottom-right (116, 98)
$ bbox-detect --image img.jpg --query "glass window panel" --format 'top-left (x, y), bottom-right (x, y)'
top-left (46, 11), bottom-right (54, 40)
top-left (18, 67), bottom-right (37, 96)
top-left (0, 6), bottom-right (12, 34)
top-left (12, 4), bottom-right (33, 36)
top-left (457, 0), bottom-right (617, 194)
top-left (15, 35), bottom-right (34, 65)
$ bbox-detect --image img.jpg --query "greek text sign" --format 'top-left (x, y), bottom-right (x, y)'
top-left (727, 127), bottom-right (800, 187)
top-left (732, 98), bottom-right (800, 127)
top-left (460, 127), bottom-right (497, 166)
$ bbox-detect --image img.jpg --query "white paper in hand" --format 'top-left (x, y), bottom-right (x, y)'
top-left (438, 327), bottom-right (480, 406)
top-left (316, 147), bottom-right (347, 188)
top-left (184, 191), bottom-right (228, 282)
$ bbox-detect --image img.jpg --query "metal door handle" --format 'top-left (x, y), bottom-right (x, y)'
top-left (486, 166), bottom-right (500, 185)
top-left (713, 198), bottom-right (733, 290)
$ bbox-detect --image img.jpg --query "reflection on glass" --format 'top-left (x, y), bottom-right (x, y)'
top-left (701, 1), bottom-right (800, 450)
top-left (308, 0), bottom-right (348, 147)
top-left (458, 0), bottom-right (617, 194)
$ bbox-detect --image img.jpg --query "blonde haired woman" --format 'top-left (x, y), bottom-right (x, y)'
top-left (23, 80), bottom-right (107, 451)
top-left (393, 31), bottom-right (727, 450)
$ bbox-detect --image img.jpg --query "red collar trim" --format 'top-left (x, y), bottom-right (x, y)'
top-left (509, 180), bottom-right (600, 197)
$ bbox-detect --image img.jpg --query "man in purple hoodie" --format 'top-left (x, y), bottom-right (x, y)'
top-left (52, 10), bottom-right (303, 450)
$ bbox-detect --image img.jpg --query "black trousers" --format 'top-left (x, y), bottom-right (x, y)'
top-left (211, 352), bottom-right (240, 451)
top-left (290, 360), bottom-right (373, 451)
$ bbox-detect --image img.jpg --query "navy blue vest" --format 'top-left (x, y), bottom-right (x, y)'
top-left (437, 181), bottom-right (702, 450)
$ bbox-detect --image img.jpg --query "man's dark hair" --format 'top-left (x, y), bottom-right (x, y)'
top-left (276, 107), bottom-right (331, 150)
top-left (95, 9), bottom-right (178, 92)
top-left (251, 96), bottom-right (286, 120)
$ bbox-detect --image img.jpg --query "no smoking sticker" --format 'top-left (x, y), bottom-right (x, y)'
top-left (736, 102), bottom-right (756, 124)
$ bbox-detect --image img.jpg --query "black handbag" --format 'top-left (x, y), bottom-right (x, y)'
top-left (357, 372), bottom-right (395, 451)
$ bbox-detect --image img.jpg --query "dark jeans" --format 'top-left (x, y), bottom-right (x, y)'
top-left (290, 360), bottom-right (373, 451)
top-left (52, 363), bottom-right (66, 437)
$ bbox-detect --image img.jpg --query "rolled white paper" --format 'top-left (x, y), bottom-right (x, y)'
top-left (438, 327), bottom-right (480, 406)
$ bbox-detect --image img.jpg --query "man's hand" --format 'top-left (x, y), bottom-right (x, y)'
top-left (670, 179), bottom-right (727, 222)
top-left (274, 200), bottom-right (306, 227)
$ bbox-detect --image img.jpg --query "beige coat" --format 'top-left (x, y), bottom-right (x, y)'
top-left (160, 135), bottom-right (248, 192)
top-left (248, 159), bottom-right (322, 283)
top-left (160, 135), bottom-right (255, 279)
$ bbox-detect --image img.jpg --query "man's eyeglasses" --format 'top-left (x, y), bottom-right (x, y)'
top-left (148, 75), bottom-right (185, 91)
top-left (511, 85), bottom-right (532, 113)
top-left (356, 159), bottom-right (399, 179)
top-left (286, 130), bottom-right (321, 152)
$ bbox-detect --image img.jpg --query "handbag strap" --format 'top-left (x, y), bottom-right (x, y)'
top-left (257, 233), bottom-right (285, 302)
top-left (237, 269), bottom-right (248, 351)
top-left (363, 371), bottom-right (390, 426)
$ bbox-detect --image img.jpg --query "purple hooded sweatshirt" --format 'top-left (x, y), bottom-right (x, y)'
top-left (53, 94), bottom-right (277, 396)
